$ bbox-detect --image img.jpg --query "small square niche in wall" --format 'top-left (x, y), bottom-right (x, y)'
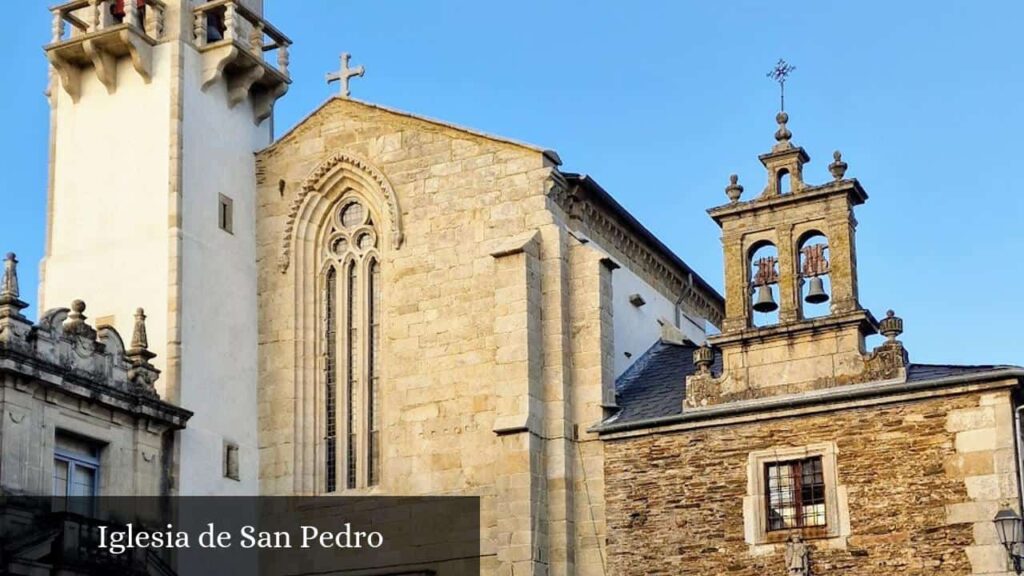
top-left (628, 293), bottom-right (646, 307)
top-left (224, 441), bottom-right (240, 481)
top-left (218, 194), bottom-right (234, 234)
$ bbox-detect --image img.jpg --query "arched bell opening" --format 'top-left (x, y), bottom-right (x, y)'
top-left (776, 169), bottom-right (792, 195)
top-left (798, 231), bottom-right (831, 319)
top-left (749, 242), bottom-right (780, 327)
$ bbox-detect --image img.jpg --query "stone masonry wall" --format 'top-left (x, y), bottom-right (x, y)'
top-left (604, 389), bottom-right (1019, 576)
top-left (255, 98), bottom-right (624, 575)
top-left (0, 371), bottom-right (173, 497)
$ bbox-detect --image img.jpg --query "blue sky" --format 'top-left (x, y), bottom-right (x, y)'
top-left (2, 1), bottom-right (1022, 365)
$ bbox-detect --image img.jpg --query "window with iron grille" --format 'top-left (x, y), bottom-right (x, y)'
top-left (321, 199), bottom-right (384, 493)
top-left (765, 456), bottom-right (826, 531)
top-left (324, 267), bottom-right (337, 493)
top-left (367, 259), bottom-right (381, 486)
top-left (345, 260), bottom-right (358, 490)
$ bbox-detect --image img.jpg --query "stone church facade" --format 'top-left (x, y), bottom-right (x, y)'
top-left (255, 97), bottom-right (721, 575)
top-left (16, 0), bottom-right (1024, 575)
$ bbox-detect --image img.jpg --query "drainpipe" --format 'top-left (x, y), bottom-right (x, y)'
top-left (1015, 403), bottom-right (1024, 513)
top-left (672, 273), bottom-right (691, 333)
top-left (675, 272), bottom-right (708, 343)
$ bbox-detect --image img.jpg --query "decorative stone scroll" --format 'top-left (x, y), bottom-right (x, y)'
top-left (684, 372), bottom-right (722, 409)
top-left (0, 291), bottom-right (164, 403)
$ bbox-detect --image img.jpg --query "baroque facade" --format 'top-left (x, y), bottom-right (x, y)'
top-left (0, 252), bottom-right (190, 573)
top-left (0, 253), bottom-right (188, 497)
top-left (23, 1), bottom-right (1023, 575)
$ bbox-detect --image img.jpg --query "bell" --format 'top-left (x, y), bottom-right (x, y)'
top-left (804, 276), bottom-right (829, 304)
top-left (752, 285), bottom-right (778, 313)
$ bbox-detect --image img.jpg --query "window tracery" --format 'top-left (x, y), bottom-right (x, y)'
top-left (320, 198), bottom-right (382, 491)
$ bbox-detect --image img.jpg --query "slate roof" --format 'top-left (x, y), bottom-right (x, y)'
top-left (607, 341), bottom-right (719, 425)
top-left (604, 340), bottom-right (1020, 428)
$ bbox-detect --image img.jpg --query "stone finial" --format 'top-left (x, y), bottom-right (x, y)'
top-left (693, 344), bottom-right (714, 375)
top-left (130, 308), bottom-right (150, 352)
top-left (0, 253), bottom-right (29, 318)
top-left (863, 309), bottom-right (909, 381)
top-left (725, 174), bottom-right (744, 203)
top-left (829, 150), bottom-right (848, 181)
top-left (774, 112), bottom-right (792, 144)
top-left (879, 309), bottom-right (904, 342)
top-left (126, 307), bottom-right (159, 397)
top-left (2, 253), bottom-right (20, 300)
top-left (64, 299), bottom-right (94, 338)
top-left (127, 307), bottom-right (157, 363)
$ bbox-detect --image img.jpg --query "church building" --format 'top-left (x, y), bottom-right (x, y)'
top-left (8, 0), bottom-right (1021, 574)
top-left (597, 113), bottom-right (1024, 575)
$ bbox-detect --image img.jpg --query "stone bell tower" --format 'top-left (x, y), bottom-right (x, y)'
top-left (39, 0), bottom-right (290, 495)
top-left (685, 113), bottom-right (909, 407)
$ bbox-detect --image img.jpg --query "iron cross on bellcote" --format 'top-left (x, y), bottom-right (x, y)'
top-left (327, 53), bottom-right (365, 98)
top-left (766, 58), bottom-right (796, 111)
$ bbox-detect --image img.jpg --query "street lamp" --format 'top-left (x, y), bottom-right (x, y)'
top-left (994, 508), bottom-right (1024, 574)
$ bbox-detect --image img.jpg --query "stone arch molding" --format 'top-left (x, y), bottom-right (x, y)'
top-left (278, 151), bottom-right (404, 273)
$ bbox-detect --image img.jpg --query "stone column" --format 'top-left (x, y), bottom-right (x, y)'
top-left (776, 225), bottom-right (799, 324)
top-left (720, 236), bottom-right (748, 332)
top-left (826, 213), bottom-right (859, 314)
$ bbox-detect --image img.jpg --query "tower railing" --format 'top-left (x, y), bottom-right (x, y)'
top-left (193, 0), bottom-right (291, 79)
top-left (50, 0), bottom-right (167, 45)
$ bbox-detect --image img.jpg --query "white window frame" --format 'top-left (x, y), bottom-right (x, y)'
top-left (54, 448), bottom-right (100, 498)
top-left (744, 442), bottom-right (850, 547)
top-left (54, 433), bottom-right (102, 517)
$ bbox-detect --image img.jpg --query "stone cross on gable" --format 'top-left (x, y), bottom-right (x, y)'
top-left (326, 52), bottom-right (365, 98)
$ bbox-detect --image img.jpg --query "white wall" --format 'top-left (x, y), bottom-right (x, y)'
top-left (43, 35), bottom-right (266, 496)
top-left (177, 46), bottom-right (268, 496)
top-left (610, 264), bottom-right (706, 377)
top-left (43, 47), bottom-right (173, 380)
top-left (576, 237), bottom-right (706, 377)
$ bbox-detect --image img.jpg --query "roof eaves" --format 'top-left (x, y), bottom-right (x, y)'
top-left (593, 366), bottom-right (1024, 435)
top-left (562, 173), bottom-right (724, 311)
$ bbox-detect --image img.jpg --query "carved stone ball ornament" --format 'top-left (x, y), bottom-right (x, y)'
top-left (775, 111), bottom-right (792, 144)
top-left (725, 174), bottom-right (744, 203)
top-left (828, 150), bottom-right (848, 181)
top-left (64, 299), bottom-right (94, 338)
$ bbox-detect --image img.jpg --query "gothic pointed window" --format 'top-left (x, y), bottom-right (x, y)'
top-left (367, 258), bottom-right (381, 486)
top-left (321, 198), bottom-right (382, 492)
top-left (323, 267), bottom-right (337, 492)
top-left (345, 259), bottom-right (358, 490)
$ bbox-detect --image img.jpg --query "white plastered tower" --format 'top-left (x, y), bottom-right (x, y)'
top-left (40, 0), bottom-right (287, 495)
